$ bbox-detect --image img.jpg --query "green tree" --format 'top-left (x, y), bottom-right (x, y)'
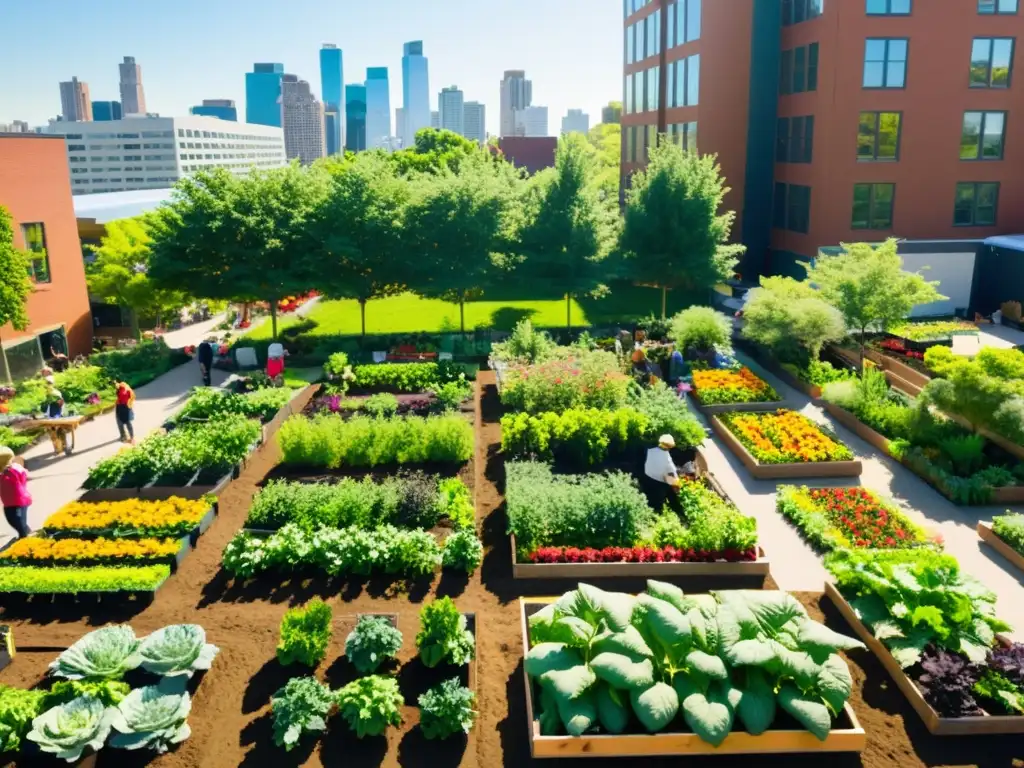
top-left (0, 206), bottom-right (32, 333)
top-left (805, 239), bottom-right (944, 358)
top-left (87, 214), bottom-right (187, 339)
top-left (391, 128), bottom-right (483, 176)
top-left (740, 276), bottom-right (846, 363)
top-left (516, 133), bottom-right (619, 329)
top-left (311, 153), bottom-right (411, 336)
top-left (586, 122), bottom-right (622, 196)
top-left (620, 142), bottom-right (745, 318)
top-left (149, 164), bottom-right (329, 339)
top-left (404, 153), bottom-right (521, 332)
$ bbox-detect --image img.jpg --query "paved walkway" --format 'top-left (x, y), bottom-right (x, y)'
top-left (699, 351), bottom-right (1024, 641)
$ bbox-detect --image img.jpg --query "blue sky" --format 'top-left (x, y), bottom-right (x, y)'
top-left (1, 0), bottom-right (622, 137)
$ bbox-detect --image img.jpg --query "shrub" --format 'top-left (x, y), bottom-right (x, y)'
top-left (277, 413), bottom-right (473, 468)
top-left (627, 382), bottom-right (706, 449)
top-left (91, 339), bottom-right (182, 388)
top-left (500, 407), bottom-right (651, 467)
top-left (668, 306), bottom-right (733, 355)
top-left (173, 387), bottom-right (291, 424)
top-left (418, 679), bottom-right (476, 740)
top-left (442, 530), bottom-right (483, 574)
top-left (363, 393), bottom-right (399, 418)
top-left (429, 377), bottom-right (473, 412)
top-left (323, 351), bottom-right (349, 378)
top-left (351, 362), bottom-right (464, 393)
top-left (416, 597), bottom-right (475, 668)
top-left (277, 599), bottom-right (333, 668)
top-left (344, 616), bottom-right (403, 674)
top-left (490, 319), bottom-right (557, 364)
top-left (336, 676), bottom-right (403, 738)
top-left (500, 351), bottom-right (630, 414)
top-left (53, 364), bottom-right (110, 404)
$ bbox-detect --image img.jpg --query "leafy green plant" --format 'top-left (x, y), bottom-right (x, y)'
top-left (416, 597), bottom-right (475, 668)
top-left (489, 319), bottom-right (557, 365)
top-left (429, 376), bottom-right (473, 412)
top-left (352, 362), bottom-right (458, 393)
top-left (138, 624), bottom-right (219, 678)
top-left (173, 387), bottom-right (291, 424)
top-left (27, 696), bottom-right (114, 762)
top-left (0, 686), bottom-right (47, 753)
top-left (500, 406), bottom-right (651, 467)
top-left (335, 675), bottom-right (403, 738)
top-left (500, 351), bottom-right (629, 414)
top-left (526, 582), bottom-right (863, 743)
top-left (438, 476), bottom-right (475, 530)
top-left (442, 530), bottom-right (484, 574)
top-left (993, 513), bottom-right (1024, 557)
top-left (973, 668), bottom-right (1024, 715)
top-left (937, 435), bottom-right (985, 475)
top-left (50, 625), bottom-right (142, 681)
top-left (0, 565), bottom-right (170, 594)
top-left (324, 351), bottom-right (350, 378)
top-left (277, 599), bottom-right (333, 668)
top-left (344, 616), bottom-right (403, 674)
top-left (418, 678), bottom-right (477, 739)
top-left (108, 680), bottom-right (192, 753)
top-left (626, 381), bottom-right (706, 449)
top-left (650, 479), bottom-right (758, 554)
top-left (363, 393), bottom-right (399, 418)
top-left (669, 306), bottom-right (733, 355)
top-left (271, 676), bottom-right (335, 751)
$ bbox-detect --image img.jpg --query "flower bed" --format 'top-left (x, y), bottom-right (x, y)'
top-left (776, 486), bottom-right (931, 552)
top-left (42, 497), bottom-right (213, 539)
top-left (0, 565), bottom-right (172, 594)
top-left (0, 536), bottom-right (185, 567)
top-left (689, 367), bottom-right (782, 411)
top-left (888, 319), bottom-right (978, 344)
top-left (499, 351), bottom-right (630, 414)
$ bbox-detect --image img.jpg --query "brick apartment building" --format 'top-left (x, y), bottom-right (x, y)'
top-left (622, 0), bottom-right (1024, 314)
top-left (0, 134), bottom-right (92, 381)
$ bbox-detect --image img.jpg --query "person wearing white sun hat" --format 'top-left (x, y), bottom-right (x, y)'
top-left (644, 434), bottom-right (681, 512)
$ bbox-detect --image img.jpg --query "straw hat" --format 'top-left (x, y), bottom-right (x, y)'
top-left (0, 446), bottom-right (14, 471)
top-left (658, 434), bottom-right (675, 449)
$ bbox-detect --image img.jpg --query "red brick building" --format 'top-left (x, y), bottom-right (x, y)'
top-left (496, 137), bottom-right (558, 174)
top-left (0, 134), bottom-right (92, 381)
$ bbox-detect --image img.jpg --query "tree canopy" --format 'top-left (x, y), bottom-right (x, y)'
top-left (390, 128), bottom-right (483, 176)
top-left (0, 205), bottom-right (32, 333)
top-left (740, 276), bottom-right (846, 362)
top-left (586, 122), bottom-right (622, 196)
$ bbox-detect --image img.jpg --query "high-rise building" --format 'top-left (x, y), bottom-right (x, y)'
top-left (439, 86), bottom-right (465, 136)
top-left (463, 102), bottom-right (486, 144)
top-left (364, 67), bottom-right (391, 150)
top-left (561, 109), bottom-right (590, 135)
top-left (118, 57), bottom-right (147, 116)
top-left (91, 101), bottom-right (123, 122)
top-left (49, 115), bottom-right (286, 196)
top-left (190, 99), bottom-right (236, 121)
top-left (601, 102), bottom-right (622, 124)
top-left (401, 41), bottom-right (431, 148)
top-left (430, 111), bottom-right (440, 129)
top-left (59, 77), bottom-right (92, 122)
top-left (345, 84), bottom-right (367, 152)
top-left (621, 0), bottom-right (1024, 311)
top-left (514, 106), bottom-right (548, 137)
top-left (0, 121), bottom-right (30, 133)
top-left (500, 70), bottom-right (532, 137)
top-left (395, 108), bottom-right (405, 144)
top-left (281, 75), bottom-right (326, 165)
top-left (246, 63), bottom-right (285, 127)
top-left (320, 44), bottom-right (344, 155)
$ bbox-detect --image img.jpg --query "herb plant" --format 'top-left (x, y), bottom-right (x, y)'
top-left (625, 381), bottom-right (706, 450)
top-left (916, 646), bottom-right (983, 717)
top-left (335, 675), bottom-right (403, 738)
top-left (271, 676), bottom-right (335, 751)
top-left (442, 530), bottom-right (483, 574)
top-left (345, 616), bottom-right (403, 674)
top-left (992, 513), bottom-right (1024, 557)
top-left (416, 597), bottom-right (475, 668)
top-left (277, 599), bottom-right (333, 668)
top-left (418, 678), bottom-right (477, 739)
top-left (501, 406), bottom-right (652, 467)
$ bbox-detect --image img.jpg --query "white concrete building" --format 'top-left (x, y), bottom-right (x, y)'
top-left (514, 106), bottom-right (548, 137)
top-left (48, 115), bottom-right (286, 195)
top-left (463, 102), bottom-right (485, 144)
top-left (439, 86), bottom-right (464, 136)
top-left (561, 108), bottom-right (590, 135)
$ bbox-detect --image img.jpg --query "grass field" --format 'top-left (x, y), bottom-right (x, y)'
top-left (245, 285), bottom-right (700, 341)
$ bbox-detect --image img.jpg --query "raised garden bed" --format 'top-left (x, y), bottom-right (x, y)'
top-left (687, 367), bottom-right (784, 414)
top-left (520, 597), bottom-right (866, 757)
top-left (824, 581), bottom-right (1024, 736)
top-left (977, 521), bottom-right (1024, 575)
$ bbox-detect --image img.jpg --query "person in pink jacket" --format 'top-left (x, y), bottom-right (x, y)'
top-left (0, 446), bottom-right (31, 539)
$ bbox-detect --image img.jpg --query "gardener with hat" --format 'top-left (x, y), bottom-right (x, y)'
top-left (644, 434), bottom-right (681, 512)
top-left (0, 447), bottom-right (31, 539)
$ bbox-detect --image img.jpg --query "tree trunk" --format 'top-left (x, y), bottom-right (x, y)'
top-left (269, 301), bottom-right (278, 340)
top-left (661, 286), bottom-right (667, 320)
top-left (129, 308), bottom-right (141, 341)
top-left (859, 326), bottom-right (867, 367)
top-left (566, 293), bottom-right (572, 330)
top-left (359, 299), bottom-right (367, 337)
top-left (459, 298), bottom-right (466, 334)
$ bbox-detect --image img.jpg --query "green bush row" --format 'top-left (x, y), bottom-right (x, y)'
top-left (0, 565), bottom-right (171, 593)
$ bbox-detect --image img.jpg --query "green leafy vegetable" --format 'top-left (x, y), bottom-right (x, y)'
top-left (27, 695), bottom-right (114, 762)
top-left (45, 681), bottom-right (131, 709)
top-left (442, 529), bottom-right (483, 574)
top-left (139, 624), bottom-right (219, 678)
top-left (271, 676), bottom-right (335, 751)
top-left (108, 679), bottom-right (192, 753)
top-left (344, 615), bottom-right (403, 674)
top-left (0, 686), bottom-right (47, 753)
top-left (418, 678), bottom-right (477, 739)
top-left (277, 599), bottom-right (333, 668)
top-left (50, 625), bottom-right (142, 681)
top-left (416, 597), bottom-right (475, 668)
top-left (335, 675), bottom-right (403, 738)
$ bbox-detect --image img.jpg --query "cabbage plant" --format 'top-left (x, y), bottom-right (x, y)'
top-left (108, 681), bottom-right (192, 753)
top-left (27, 696), bottom-right (114, 762)
top-left (139, 624), bottom-right (219, 677)
top-left (50, 626), bottom-right (142, 681)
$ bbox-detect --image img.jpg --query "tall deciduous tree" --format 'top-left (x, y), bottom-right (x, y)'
top-left (149, 165), bottom-right (329, 339)
top-left (586, 122), bottom-right (622, 197)
top-left (0, 206), bottom-right (32, 333)
top-left (311, 153), bottom-right (411, 336)
top-left (805, 239), bottom-right (944, 358)
top-left (404, 153), bottom-right (521, 332)
top-left (87, 214), bottom-right (187, 339)
top-left (620, 142), bottom-right (745, 318)
top-left (391, 128), bottom-right (482, 176)
top-left (516, 133), bottom-right (619, 329)
top-left (740, 276), bottom-right (846, 363)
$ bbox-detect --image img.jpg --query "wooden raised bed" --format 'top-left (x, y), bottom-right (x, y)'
top-left (47, 504), bottom-right (217, 549)
top-left (688, 393), bottom-right (784, 416)
top-left (978, 521), bottom-right (1024, 575)
top-left (743, 349), bottom-right (822, 399)
top-left (709, 415), bottom-right (862, 479)
top-left (824, 582), bottom-right (1024, 736)
top-left (520, 598), bottom-right (866, 757)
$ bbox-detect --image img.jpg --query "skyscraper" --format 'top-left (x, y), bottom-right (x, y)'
top-left (246, 63), bottom-right (285, 127)
top-left (463, 102), bottom-right (486, 144)
top-left (561, 109), bottom-right (590, 135)
top-left (118, 57), bottom-right (146, 115)
top-left (345, 84), bottom-right (367, 152)
top-left (59, 77), bottom-right (92, 122)
top-left (499, 70), bottom-right (532, 137)
top-left (395, 107), bottom-right (405, 144)
top-left (320, 44), bottom-right (344, 155)
top-left (190, 99), bottom-right (237, 121)
top-left (430, 111), bottom-right (440, 129)
top-left (364, 67), bottom-right (391, 149)
top-left (601, 102), bottom-right (622, 124)
top-left (281, 75), bottom-right (326, 165)
top-left (514, 106), bottom-right (548, 137)
top-left (438, 86), bottom-right (464, 136)
top-left (92, 101), bottom-right (122, 121)
top-left (401, 41), bottom-right (430, 148)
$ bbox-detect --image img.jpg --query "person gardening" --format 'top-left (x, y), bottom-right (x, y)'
top-left (41, 378), bottom-right (68, 455)
top-left (644, 434), bottom-right (680, 511)
top-left (115, 381), bottom-right (136, 444)
top-left (0, 447), bottom-right (31, 539)
top-left (197, 336), bottom-right (215, 386)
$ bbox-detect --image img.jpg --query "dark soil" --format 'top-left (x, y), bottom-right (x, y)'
top-left (1, 373), bottom-right (1022, 767)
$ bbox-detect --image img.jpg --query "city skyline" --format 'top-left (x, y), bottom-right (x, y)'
top-left (2, 0), bottom-right (620, 137)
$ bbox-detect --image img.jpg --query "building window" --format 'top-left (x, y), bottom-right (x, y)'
top-left (851, 183), bottom-right (895, 229)
top-left (780, 44), bottom-right (819, 94)
top-left (782, 0), bottom-right (823, 25)
top-left (669, 121), bottom-right (698, 152)
top-left (625, 125), bottom-right (635, 161)
top-left (866, 0), bottom-right (911, 11)
top-left (667, 54), bottom-right (700, 107)
top-left (20, 223), bottom-right (51, 283)
top-left (634, 71), bottom-right (645, 112)
top-left (961, 111), bottom-right (1006, 160)
top-left (625, 75), bottom-right (634, 114)
top-left (970, 38), bottom-right (1014, 88)
top-left (954, 182), bottom-right (999, 225)
top-left (646, 11), bottom-right (661, 57)
top-left (668, 0), bottom-right (701, 46)
top-left (776, 116), bottom-right (814, 162)
top-left (626, 22), bottom-right (635, 63)
top-left (979, 0), bottom-right (1018, 13)
top-left (863, 38), bottom-right (908, 88)
top-left (773, 183), bottom-right (811, 233)
top-left (646, 67), bottom-right (660, 111)
top-left (857, 112), bottom-right (901, 160)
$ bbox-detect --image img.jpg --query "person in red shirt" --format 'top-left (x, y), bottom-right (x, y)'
top-left (115, 381), bottom-right (136, 444)
top-left (0, 447), bottom-right (31, 539)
